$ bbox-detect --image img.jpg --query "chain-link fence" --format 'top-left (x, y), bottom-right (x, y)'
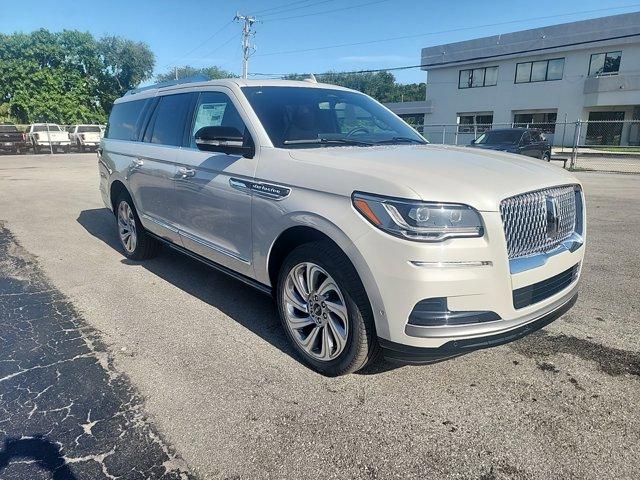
top-left (410, 120), bottom-right (640, 174)
top-left (0, 123), bottom-right (105, 155)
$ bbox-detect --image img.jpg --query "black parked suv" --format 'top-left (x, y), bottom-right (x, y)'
top-left (469, 128), bottom-right (551, 161)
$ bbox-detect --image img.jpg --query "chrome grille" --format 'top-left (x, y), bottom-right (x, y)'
top-left (500, 185), bottom-right (578, 259)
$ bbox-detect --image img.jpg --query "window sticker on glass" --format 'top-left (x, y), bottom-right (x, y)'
top-left (193, 103), bottom-right (227, 134)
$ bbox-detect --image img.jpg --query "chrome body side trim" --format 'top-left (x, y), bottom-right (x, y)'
top-left (179, 229), bottom-right (251, 265)
top-left (140, 213), bottom-right (179, 234)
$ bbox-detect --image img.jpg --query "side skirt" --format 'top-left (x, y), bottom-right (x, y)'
top-left (146, 231), bottom-right (273, 297)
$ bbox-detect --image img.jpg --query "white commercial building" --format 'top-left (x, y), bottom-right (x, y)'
top-left (420, 12), bottom-right (640, 146)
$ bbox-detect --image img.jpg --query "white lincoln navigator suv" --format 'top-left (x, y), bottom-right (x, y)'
top-left (98, 78), bottom-right (586, 376)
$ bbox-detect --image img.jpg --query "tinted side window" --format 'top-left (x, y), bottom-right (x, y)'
top-left (189, 91), bottom-right (246, 147)
top-left (106, 100), bottom-right (147, 140)
top-left (147, 93), bottom-right (193, 146)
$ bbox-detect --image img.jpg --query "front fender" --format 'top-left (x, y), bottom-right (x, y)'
top-left (253, 195), bottom-right (390, 339)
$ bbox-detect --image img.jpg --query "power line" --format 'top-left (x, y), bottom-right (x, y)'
top-left (251, 0), bottom-right (325, 15)
top-left (255, 3), bottom-right (640, 57)
top-left (264, 0), bottom-right (389, 22)
top-left (160, 20), bottom-right (234, 70)
top-left (259, 0), bottom-right (336, 18)
top-left (200, 32), bottom-right (242, 60)
top-left (249, 30), bottom-right (640, 78)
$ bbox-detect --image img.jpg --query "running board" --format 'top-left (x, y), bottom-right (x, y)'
top-left (147, 232), bottom-right (273, 297)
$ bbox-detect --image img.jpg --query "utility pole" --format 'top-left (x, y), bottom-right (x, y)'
top-left (235, 12), bottom-right (257, 79)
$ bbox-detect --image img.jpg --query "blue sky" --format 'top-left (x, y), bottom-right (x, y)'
top-left (1, 0), bottom-right (639, 84)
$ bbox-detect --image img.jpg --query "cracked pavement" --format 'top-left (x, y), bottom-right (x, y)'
top-left (0, 226), bottom-right (192, 479)
top-left (0, 154), bottom-right (639, 479)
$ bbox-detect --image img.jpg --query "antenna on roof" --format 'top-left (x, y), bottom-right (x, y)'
top-left (124, 74), bottom-right (211, 96)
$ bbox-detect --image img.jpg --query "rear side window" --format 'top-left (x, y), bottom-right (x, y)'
top-left (146, 93), bottom-right (194, 146)
top-left (78, 126), bottom-right (101, 133)
top-left (106, 100), bottom-right (147, 140)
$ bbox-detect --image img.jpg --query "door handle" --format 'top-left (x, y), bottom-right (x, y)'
top-left (177, 166), bottom-right (196, 178)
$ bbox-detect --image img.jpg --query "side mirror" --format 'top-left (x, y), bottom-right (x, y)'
top-left (195, 126), bottom-right (255, 158)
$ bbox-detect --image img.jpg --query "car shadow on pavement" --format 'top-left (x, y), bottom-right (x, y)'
top-left (0, 436), bottom-right (77, 480)
top-left (77, 208), bottom-right (403, 375)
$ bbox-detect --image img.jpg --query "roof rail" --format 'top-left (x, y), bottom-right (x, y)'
top-left (124, 74), bottom-right (211, 96)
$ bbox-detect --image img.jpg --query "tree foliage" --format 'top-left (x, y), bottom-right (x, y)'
top-left (284, 71), bottom-right (425, 103)
top-left (155, 65), bottom-right (237, 83)
top-left (0, 29), bottom-right (155, 124)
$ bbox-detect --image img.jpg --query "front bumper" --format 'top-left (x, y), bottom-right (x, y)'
top-left (0, 141), bottom-right (27, 150)
top-left (380, 290), bottom-right (578, 363)
top-left (353, 210), bottom-right (585, 351)
top-left (35, 141), bottom-right (70, 146)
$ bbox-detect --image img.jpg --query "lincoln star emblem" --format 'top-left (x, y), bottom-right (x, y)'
top-left (545, 195), bottom-right (560, 238)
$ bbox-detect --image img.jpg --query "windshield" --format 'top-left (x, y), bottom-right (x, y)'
top-left (241, 86), bottom-right (426, 148)
top-left (78, 125), bottom-right (101, 133)
top-left (0, 125), bottom-right (18, 133)
top-left (32, 125), bottom-right (62, 132)
top-left (474, 130), bottom-right (522, 145)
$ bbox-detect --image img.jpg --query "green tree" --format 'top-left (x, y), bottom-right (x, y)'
top-left (155, 65), bottom-right (237, 83)
top-left (284, 71), bottom-right (425, 103)
top-left (0, 29), bottom-right (155, 124)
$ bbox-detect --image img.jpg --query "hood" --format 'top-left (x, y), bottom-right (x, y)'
top-left (287, 144), bottom-right (578, 212)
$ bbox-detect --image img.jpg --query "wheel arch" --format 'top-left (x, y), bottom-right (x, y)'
top-left (265, 221), bottom-right (389, 339)
top-left (109, 180), bottom-right (130, 214)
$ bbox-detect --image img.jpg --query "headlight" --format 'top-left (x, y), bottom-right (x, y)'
top-left (352, 192), bottom-right (484, 242)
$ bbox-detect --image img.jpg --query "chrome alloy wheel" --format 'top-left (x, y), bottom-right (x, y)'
top-left (117, 200), bottom-right (137, 253)
top-left (283, 262), bottom-right (349, 361)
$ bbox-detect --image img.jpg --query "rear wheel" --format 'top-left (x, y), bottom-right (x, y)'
top-left (115, 193), bottom-right (160, 260)
top-left (276, 241), bottom-right (380, 376)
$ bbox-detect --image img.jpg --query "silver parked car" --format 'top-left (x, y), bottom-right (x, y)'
top-left (99, 78), bottom-right (585, 375)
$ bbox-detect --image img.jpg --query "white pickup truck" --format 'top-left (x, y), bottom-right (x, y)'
top-left (27, 124), bottom-right (71, 153)
top-left (68, 124), bottom-right (103, 152)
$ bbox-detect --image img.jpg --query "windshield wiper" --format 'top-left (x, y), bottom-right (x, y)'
top-left (373, 137), bottom-right (426, 145)
top-left (283, 138), bottom-right (374, 146)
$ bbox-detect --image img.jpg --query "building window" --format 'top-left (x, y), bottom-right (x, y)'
top-left (515, 58), bottom-right (564, 83)
top-left (585, 111), bottom-right (625, 145)
top-left (457, 113), bottom-right (493, 133)
top-left (588, 51), bottom-right (622, 76)
top-left (513, 112), bottom-right (558, 134)
top-left (458, 66), bottom-right (498, 89)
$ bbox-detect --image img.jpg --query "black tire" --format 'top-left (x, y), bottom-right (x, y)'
top-left (33, 143), bottom-right (40, 154)
top-left (79, 142), bottom-right (85, 153)
top-left (276, 241), bottom-right (380, 376)
top-left (114, 191), bottom-right (160, 260)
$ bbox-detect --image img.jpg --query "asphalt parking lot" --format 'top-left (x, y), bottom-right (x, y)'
top-left (1, 153), bottom-right (639, 480)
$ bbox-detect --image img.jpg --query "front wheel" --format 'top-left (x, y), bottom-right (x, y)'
top-left (115, 193), bottom-right (160, 260)
top-left (276, 241), bottom-right (380, 376)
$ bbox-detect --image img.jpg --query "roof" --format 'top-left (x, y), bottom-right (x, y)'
top-left (421, 11), bottom-right (640, 70)
top-left (116, 78), bottom-right (356, 104)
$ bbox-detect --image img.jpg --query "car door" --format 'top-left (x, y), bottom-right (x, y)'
top-left (174, 89), bottom-right (257, 277)
top-left (518, 131), bottom-right (536, 157)
top-left (530, 131), bottom-right (546, 158)
top-left (127, 93), bottom-right (196, 244)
